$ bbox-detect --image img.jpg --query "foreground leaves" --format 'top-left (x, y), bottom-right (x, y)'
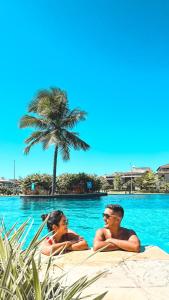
top-left (0, 220), bottom-right (107, 299)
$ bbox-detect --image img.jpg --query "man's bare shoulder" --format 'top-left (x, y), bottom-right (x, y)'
top-left (95, 228), bottom-right (107, 237)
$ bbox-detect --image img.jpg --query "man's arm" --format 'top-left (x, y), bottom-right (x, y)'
top-left (106, 234), bottom-right (140, 253)
top-left (93, 229), bottom-right (119, 251)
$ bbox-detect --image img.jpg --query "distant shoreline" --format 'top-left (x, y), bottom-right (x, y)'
top-left (1, 192), bottom-right (169, 197)
top-left (0, 195), bottom-right (19, 197)
top-left (107, 191), bottom-right (169, 195)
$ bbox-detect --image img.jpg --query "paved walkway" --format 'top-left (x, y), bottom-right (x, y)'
top-left (40, 246), bottom-right (169, 300)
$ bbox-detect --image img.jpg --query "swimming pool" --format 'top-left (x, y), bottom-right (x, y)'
top-left (0, 194), bottom-right (169, 252)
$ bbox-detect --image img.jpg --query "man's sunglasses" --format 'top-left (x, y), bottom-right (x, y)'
top-left (102, 213), bottom-right (121, 220)
top-left (102, 213), bottom-right (112, 219)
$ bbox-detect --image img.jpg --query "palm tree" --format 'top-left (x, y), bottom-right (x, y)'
top-left (19, 87), bottom-right (90, 195)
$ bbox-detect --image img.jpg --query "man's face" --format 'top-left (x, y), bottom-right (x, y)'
top-left (103, 208), bottom-right (122, 228)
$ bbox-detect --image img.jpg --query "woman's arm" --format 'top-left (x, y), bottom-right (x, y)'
top-left (69, 239), bottom-right (88, 251)
top-left (66, 230), bottom-right (89, 251)
top-left (41, 239), bottom-right (73, 256)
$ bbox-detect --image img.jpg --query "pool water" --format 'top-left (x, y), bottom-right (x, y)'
top-left (0, 194), bottom-right (169, 252)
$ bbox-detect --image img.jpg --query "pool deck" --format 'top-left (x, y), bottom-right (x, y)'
top-left (40, 246), bottom-right (169, 300)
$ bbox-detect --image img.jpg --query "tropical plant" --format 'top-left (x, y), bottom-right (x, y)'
top-left (0, 184), bottom-right (13, 195)
top-left (99, 177), bottom-right (112, 192)
top-left (135, 171), bottom-right (158, 192)
top-left (0, 182), bottom-right (21, 195)
top-left (122, 178), bottom-right (136, 192)
top-left (113, 174), bottom-right (122, 191)
top-left (20, 173), bottom-right (52, 195)
top-left (56, 173), bottom-right (101, 194)
top-left (159, 182), bottom-right (169, 193)
top-left (0, 219), bottom-right (107, 299)
top-left (19, 88), bottom-right (90, 195)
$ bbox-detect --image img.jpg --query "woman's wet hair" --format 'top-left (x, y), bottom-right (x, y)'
top-left (41, 210), bottom-right (64, 231)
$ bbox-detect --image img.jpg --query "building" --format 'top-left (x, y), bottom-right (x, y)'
top-left (0, 177), bottom-right (19, 193)
top-left (105, 167), bottom-right (151, 186)
top-left (0, 177), bottom-right (16, 188)
top-left (157, 164), bottom-right (169, 181)
top-left (0, 177), bottom-right (19, 189)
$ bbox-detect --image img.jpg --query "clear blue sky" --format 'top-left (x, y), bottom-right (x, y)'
top-left (0, 0), bottom-right (169, 179)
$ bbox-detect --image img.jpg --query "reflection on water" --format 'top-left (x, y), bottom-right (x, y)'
top-left (21, 197), bottom-right (102, 211)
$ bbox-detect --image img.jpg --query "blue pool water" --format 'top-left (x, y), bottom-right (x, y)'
top-left (0, 194), bottom-right (169, 252)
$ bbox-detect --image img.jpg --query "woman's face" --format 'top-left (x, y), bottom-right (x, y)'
top-left (53, 215), bottom-right (68, 234)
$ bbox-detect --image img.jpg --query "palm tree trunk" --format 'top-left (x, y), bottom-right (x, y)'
top-left (51, 145), bottom-right (58, 195)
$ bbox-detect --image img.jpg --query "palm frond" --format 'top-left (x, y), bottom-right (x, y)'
top-left (24, 137), bottom-right (43, 155)
top-left (41, 133), bottom-right (59, 150)
top-left (28, 99), bottom-right (39, 113)
top-left (28, 89), bottom-right (54, 113)
top-left (64, 130), bottom-right (90, 151)
top-left (33, 88), bottom-right (68, 120)
top-left (60, 143), bottom-right (70, 161)
top-left (37, 89), bottom-right (51, 99)
top-left (19, 115), bottom-right (47, 130)
top-left (25, 131), bottom-right (45, 144)
top-left (24, 130), bottom-right (52, 154)
top-left (62, 109), bottom-right (87, 128)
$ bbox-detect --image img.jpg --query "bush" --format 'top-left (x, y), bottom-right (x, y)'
top-left (20, 174), bottom-right (52, 195)
top-left (159, 182), bottom-right (169, 193)
top-left (99, 177), bottom-right (112, 191)
top-left (0, 185), bottom-right (13, 195)
top-left (135, 171), bottom-right (158, 193)
top-left (20, 173), bottom-right (102, 195)
top-left (56, 173), bottom-right (101, 194)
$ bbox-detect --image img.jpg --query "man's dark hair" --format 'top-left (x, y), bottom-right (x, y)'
top-left (106, 204), bottom-right (124, 218)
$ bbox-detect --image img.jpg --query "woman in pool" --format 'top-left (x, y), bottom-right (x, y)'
top-left (41, 210), bottom-right (88, 255)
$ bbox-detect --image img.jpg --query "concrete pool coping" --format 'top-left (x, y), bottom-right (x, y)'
top-left (39, 246), bottom-right (169, 300)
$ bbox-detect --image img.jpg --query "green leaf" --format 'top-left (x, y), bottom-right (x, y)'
top-left (0, 217), bottom-right (107, 300)
top-left (92, 291), bottom-right (108, 300)
top-left (32, 258), bottom-right (42, 300)
top-left (0, 235), bottom-right (7, 260)
top-left (24, 217), bottom-right (48, 256)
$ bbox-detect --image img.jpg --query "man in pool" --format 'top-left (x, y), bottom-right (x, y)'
top-left (93, 204), bottom-right (140, 252)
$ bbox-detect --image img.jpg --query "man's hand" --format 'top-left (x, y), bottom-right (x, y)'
top-left (106, 238), bottom-right (114, 243)
top-left (106, 236), bottom-right (140, 252)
